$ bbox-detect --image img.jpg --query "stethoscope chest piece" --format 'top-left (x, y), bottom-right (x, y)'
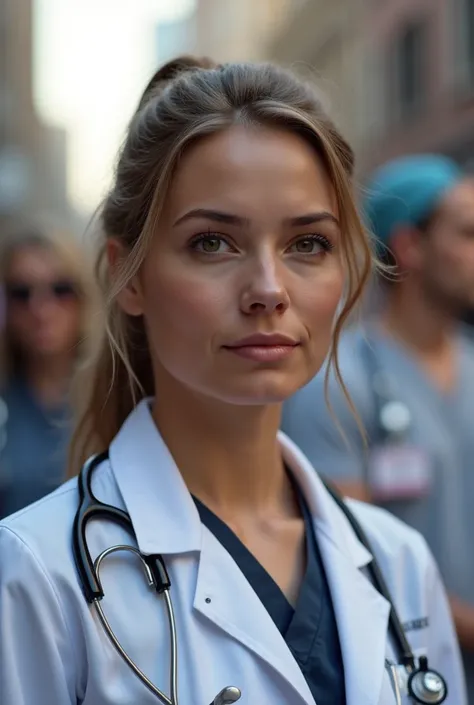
top-left (407, 657), bottom-right (447, 704)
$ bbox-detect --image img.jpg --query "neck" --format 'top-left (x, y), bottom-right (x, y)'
top-left (380, 278), bottom-right (454, 353)
top-left (379, 278), bottom-right (458, 392)
top-left (152, 383), bottom-right (291, 517)
top-left (23, 354), bottom-right (73, 407)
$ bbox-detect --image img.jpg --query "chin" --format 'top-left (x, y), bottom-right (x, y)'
top-left (217, 372), bottom-right (311, 406)
top-left (31, 343), bottom-right (66, 358)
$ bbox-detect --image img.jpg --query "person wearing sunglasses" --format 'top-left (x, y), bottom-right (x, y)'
top-left (0, 223), bottom-right (98, 519)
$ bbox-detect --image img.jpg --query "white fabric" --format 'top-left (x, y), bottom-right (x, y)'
top-left (0, 399), bottom-right (466, 704)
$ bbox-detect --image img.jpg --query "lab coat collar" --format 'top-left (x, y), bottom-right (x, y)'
top-left (279, 432), bottom-right (373, 569)
top-left (276, 436), bottom-right (390, 705)
top-left (111, 400), bottom-right (389, 705)
top-left (110, 398), bottom-right (373, 568)
top-left (109, 398), bottom-right (203, 555)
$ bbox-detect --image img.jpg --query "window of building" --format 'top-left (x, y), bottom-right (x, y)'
top-left (455, 0), bottom-right (474, 90)
top-left (390, 20), bottom-right (427, 122)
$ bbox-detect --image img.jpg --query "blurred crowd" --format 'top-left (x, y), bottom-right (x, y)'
top-left (0, 220), bottom-right (98, 516)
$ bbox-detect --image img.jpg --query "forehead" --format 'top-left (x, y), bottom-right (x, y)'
top-left (6, 244), bottom-right (65, 280)
top-left (437, 179), bottom-right (474, 223)
top-left (162, 124), bottom-right (337, 221)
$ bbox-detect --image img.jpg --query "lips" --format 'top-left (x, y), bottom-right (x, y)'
top-left (224, 334), bottom-right (299, 349)
top-left (223, 334), bottom-right (300, 363)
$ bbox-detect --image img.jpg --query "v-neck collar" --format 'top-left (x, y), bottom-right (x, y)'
top-left (109, 401), bottom-right (384, 705)
top-left (192, 484), bottom-right (323, 647)
top-left (367, 324), bottom-right (465, 406)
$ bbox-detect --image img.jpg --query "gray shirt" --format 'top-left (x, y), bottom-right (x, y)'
top-left (282, 325), bottom-right (474, 690)
top-left (284, 325), bottom-right (474, 600)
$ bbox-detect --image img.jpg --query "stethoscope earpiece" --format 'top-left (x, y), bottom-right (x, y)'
top-left (407, 656), bottom-right (447, 704)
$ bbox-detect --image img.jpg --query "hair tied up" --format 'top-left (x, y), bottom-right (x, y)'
top-left (137, 55), bottom-right (219, 111)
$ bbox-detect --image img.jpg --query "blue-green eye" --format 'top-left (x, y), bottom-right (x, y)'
top-left (288, 234), bottom-right (333, 255)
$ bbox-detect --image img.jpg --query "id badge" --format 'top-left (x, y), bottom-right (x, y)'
top-left (368, 444), bottom-right (432, 501)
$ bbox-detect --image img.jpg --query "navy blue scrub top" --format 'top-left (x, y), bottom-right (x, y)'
top-left (194, 486), bottom-right (346, 705)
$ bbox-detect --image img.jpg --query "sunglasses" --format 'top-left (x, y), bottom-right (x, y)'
top-left (5, 280), bottom-right (78, 305)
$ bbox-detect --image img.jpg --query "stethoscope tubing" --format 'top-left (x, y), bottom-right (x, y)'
top-left (73, 452), bottom-right (447, 705)
top-left (93, 544), bottom-right (177, 705)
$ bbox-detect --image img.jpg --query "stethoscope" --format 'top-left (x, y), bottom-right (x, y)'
top-left (72, 451), bottom-right (241, 705)
top-left (72, 450), bottom-right (448, 705)
top-left (324, 479), bottom-right (447, 704)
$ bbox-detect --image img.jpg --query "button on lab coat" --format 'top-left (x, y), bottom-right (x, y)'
top-left (0, 399), bottom-right (467, 704)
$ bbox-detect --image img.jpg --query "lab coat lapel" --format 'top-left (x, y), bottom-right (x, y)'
top-left (194, 528), bottom-right (315, 705)
top-left (317, 530), bottom-right (390, 705)
top-left (280, 432), bottom-right (391, 705)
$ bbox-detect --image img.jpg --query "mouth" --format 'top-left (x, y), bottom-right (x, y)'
top-left (223, 334), bottom-right (300, 362)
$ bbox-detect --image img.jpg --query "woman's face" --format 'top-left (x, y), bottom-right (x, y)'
top-left (124, 124), bottom-right (344, 405)
top-left (5, 244), bottom-right (81, 360)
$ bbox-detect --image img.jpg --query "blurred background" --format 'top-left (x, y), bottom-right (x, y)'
top-left (3, 1), bottom-right (474, 690)
top-left (2, 0), bottom-right (474, 231)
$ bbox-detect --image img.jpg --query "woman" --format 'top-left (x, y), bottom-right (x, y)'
top-left (0, 224), bottom-right (96, 518)
top-left (0, 58), bottom-right (466, 705)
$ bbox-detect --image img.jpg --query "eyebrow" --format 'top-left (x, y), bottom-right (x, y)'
top-left (173, 208), bottom-right (339, 228)
top-left (289, 212), bottom-right (339, 227)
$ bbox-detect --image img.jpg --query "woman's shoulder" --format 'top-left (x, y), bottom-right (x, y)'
top-left (0, 476), bottom-right (82, 588)
top-left (0, 455), bottom-right (117, 586)
top-left (1, 475), bottom-right (79, 536)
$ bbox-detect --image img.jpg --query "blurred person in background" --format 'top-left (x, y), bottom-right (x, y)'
top-left (0, 223), bottom-right (97, 518)
top-left (282, 153), bottom-right (474, 697)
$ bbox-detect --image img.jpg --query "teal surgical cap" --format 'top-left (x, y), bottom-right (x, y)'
top-left (363, 154), bottom-right (463, 245)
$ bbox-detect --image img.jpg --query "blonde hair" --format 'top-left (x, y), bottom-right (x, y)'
top-left (69, 56), bottom-right (376, 475)
top-left (0, 220), bottom-right (99, 387)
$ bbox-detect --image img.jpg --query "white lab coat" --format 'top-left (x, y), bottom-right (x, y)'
top-left (0, 399), bottom-right (467, 705)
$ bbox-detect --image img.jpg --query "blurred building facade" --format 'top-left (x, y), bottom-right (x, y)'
top-left (192, 0), bottom-right (295, 62)
top-left (156, 0), bottom-right (369, 163)
top-left (156, 0), bottom-right (297, 79)
top-left (268, 0), bottom-right (371, 173)
top-left (156, 0), bottom-right (474, 178)
top-left (0, 0), bottom-right (72, 229)
top-left (362, 0), bottom-right (474, 173)
top-left (156, 14), bottom-right (197, 66)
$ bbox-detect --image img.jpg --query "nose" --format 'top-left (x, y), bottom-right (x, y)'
top-left (240, 255), bottom-right (290, 316)
top-left (28, 289), bottom-right (57, 318)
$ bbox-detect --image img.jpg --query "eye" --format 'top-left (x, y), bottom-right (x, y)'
top-left (288, 234), bottom-right (334, 256)
top-left (189, 233), bottom-right (236, 254)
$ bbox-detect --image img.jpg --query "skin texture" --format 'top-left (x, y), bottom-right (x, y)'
top-left (111, 124), bottom-right (345, 603)
top-left (418, 179), bottom-right (474, 314)
top-left (121, 124), bottom-right (343, 405)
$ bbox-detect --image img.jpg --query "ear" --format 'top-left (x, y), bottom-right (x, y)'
top-left (106, 239), bottom-right (144, 317)
top-left (390, 225), bottom-right (425, 272)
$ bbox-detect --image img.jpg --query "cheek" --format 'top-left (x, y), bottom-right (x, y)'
top-left (453, 243), bottom-right (474, 271)
top-left (7, 309), bottom-right (32, 336)
top-left (61, 304), bottom-right (81, 334)
top-left (142, 270), bottom-right (228, 348)
top-left (429, 235), bottom-right (466, 272)
top-left (296, 268), bottom-right (344, 331)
